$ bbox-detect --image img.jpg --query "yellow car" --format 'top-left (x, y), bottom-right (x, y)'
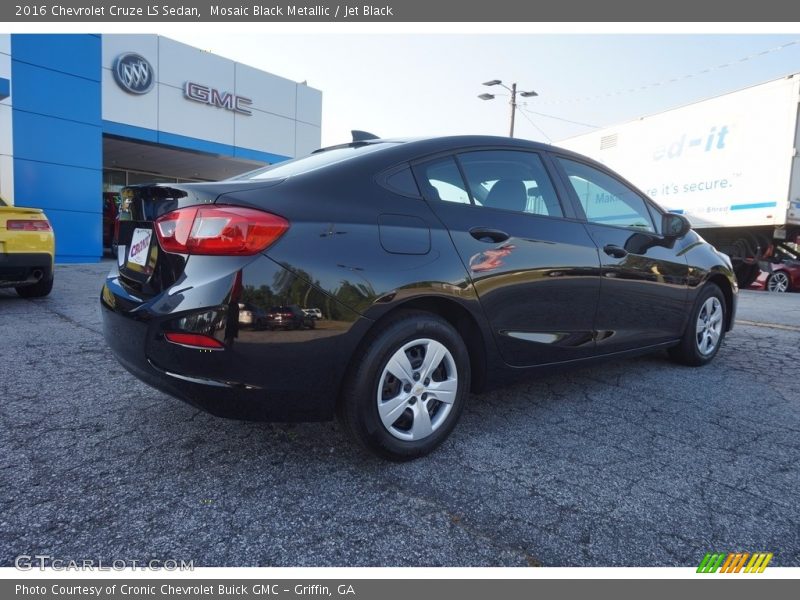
top-left (0, 197), bottom-right (55, 297)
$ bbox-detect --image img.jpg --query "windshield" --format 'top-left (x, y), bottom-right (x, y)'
top-left (234, 142), bottom-right (400, 181)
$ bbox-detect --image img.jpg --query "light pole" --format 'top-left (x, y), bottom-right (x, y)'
top-left (478, 80), bottom-right (538, 138)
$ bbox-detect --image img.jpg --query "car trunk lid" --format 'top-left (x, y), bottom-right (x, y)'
top-left (0, 205), bottom-right (47, 229)
top-left (116, 180), bottom-right (283, 296)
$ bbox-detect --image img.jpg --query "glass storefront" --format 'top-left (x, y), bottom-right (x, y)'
top-left (102, 168), bottom-right (206, 195)
top-left (101, 169), bottom-right (208, 249)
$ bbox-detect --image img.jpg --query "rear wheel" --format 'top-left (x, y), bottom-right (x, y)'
top-left (338, 311), bottom-right (470, 461)
top-left (16, 274), bottom-right (53, 298)
top-left (668, 283), bottom-right (726, 366)
top-left (766, 271), bottom-right (791, 293)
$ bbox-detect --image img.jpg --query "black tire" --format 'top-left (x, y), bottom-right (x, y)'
top-left (668, 283), bottom-right (726, 366)
top-left (338, 310), bottom-right (470, 461)
top-left (15, 274), bottom-right (53, 298)
top-left (733, 262), bottom-right (759, 289)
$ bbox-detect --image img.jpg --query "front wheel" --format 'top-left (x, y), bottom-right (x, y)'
top-left (338, 311), bottom-right (470, 461)
top-left (766, 270), bottom-right (791, 293)
top-left (668, 283), bottom-right (726, 366)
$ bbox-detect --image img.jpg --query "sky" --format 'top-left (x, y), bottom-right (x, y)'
top-left (168, 33), bottom-right (800, 147)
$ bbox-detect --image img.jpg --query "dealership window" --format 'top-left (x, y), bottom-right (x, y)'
top-left (103, 169), bottom-right (207, 218)
top-left (557, 158), bottom-right (655, 232)
top-left (126, 172), bottom-right (182, 186)
top-left (103, 170), bottom-right (127, 194)
top-left (103, 169), bottom-right (206, 193)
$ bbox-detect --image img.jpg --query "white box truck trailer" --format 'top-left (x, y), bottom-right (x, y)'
top-left (558, 74), bottom-right (800, 287)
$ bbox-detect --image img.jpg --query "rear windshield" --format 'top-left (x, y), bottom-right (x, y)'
top-left (234, 142), bottom-right (400, 181)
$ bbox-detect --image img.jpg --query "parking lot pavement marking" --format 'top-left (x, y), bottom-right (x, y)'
top-left (735, 319), bottom-right (800, 332)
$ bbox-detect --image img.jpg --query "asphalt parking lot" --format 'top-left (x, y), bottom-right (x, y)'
top-left (1, 262), bottom-right (798, 567)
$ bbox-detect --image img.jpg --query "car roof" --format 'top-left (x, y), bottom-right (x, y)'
top-left (308, 135), bottom-right (666, 213)
top-left (232, 135), bottom-right (621, 190)
top-left (310, 135), bottom-right (604, 172)
top-left (316, 135), bottom-right (555, 155)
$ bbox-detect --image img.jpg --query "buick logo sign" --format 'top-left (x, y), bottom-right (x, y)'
top-left (113, 53), bottom-right (154, 95)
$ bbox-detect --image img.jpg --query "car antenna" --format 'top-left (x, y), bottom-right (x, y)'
top-left (352, 130), bottom-right (380, 142)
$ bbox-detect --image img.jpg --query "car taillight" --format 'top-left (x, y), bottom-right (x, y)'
top-left (7, 220), bottom-right (52, 231)
top-left (164, 332), bottom-right (225, 349)
top-left (154, 206), bottom-right (289, 255)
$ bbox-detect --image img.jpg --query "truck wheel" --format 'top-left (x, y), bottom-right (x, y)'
top-left (668, 283), bottom-right (726, 366)
top-left (766, 271), bottom-right (791, 293)
top-left (733, 263), bottom-right (760, 289)
top-left (16, 274), bottom-right (54, 298)
top-left (338, 310), bottom-right (470, 461)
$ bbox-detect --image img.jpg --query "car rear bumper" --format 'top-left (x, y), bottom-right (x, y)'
top-left (102, 304), bottom-right (327, 421)
top-left (0, 252), bottom-right (53, 288)
top-left (100, 254), bottom-right (370, 422)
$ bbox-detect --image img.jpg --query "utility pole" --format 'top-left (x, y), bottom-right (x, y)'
top-left (478, 80), bottom-right (537, 138)
top-left (509, 82), bottom-right (517, 138)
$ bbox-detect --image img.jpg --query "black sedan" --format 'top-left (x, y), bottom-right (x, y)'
top-left (101, 135), bottom-right (737, 460)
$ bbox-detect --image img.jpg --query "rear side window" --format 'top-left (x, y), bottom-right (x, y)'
top-left (457, 150), bottom-right (563, 217)
top-left (383, 167), bottom-right (420, 197)
top-left (416, 157), bottom-right (472, 204)
top-left (557, 158), bottom-right (655, 232)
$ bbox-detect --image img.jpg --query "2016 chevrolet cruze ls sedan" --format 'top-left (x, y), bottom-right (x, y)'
top-left (101, 135), bottom-right (737, 460)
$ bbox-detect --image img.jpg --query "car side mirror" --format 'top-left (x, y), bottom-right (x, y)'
top-left (662, 213), bottom-right (691, 238)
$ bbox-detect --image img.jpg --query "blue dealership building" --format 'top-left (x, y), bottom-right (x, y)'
top-left (0, 34), bottom-right (322, 262)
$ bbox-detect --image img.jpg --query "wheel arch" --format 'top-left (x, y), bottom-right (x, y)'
top-left (706, 273), bottom-right (735, 331)
top-left (341, 296), bottom-right (489, 400)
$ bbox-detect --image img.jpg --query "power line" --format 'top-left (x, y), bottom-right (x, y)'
top-left (539, 39), bottom-right (800, 106)
top-left (518, 106), bottom-right (599, 129)
top-left (516, 109), bottom-right (552, 143)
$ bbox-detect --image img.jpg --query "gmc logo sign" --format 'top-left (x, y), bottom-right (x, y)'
top-left (183, 82), bottom-right (253, 115)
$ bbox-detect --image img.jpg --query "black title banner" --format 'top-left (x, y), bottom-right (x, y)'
top-left (5, 579), bottom-right (800, 600)
top-left (3, 0), bottom-right (800, 22)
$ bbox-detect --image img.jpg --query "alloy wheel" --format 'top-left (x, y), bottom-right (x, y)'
top-left (767, 271), bottom-right (790, 293)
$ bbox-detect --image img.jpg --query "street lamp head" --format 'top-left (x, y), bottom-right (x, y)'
top-left (478, 93), bottom-right (495, 101)
top-left (482, 79), bottom-right (502, 87)
top-left (520, 90), bottom-right (538, 98)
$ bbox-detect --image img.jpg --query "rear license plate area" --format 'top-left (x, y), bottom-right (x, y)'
top-left (119, 221), bottom-right (158, 283)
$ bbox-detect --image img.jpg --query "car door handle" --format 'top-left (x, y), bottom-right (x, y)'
top-left (603, 244), bottom-right (628, 259)
top-left (469, 227), bottom-right (510, 243)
